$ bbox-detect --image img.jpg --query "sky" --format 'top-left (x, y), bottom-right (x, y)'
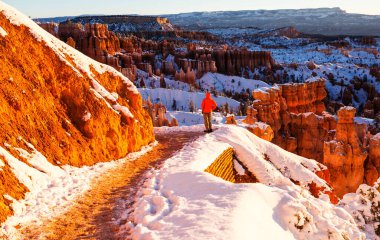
top-left (3, 0), bottom-right (380, 18)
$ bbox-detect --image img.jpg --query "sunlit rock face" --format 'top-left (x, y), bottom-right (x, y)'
top-left (0, 4), bottom-right (154, 222)
top-left (323, 107), bottom-right (368, 197)
top-left (251, 79), bottom-right (331, 159)
top-left (248, 80), bottom-right (380, 197)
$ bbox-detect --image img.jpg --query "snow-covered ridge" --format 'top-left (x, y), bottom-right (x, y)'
top-left (127, 125), bottom-right (364, 239)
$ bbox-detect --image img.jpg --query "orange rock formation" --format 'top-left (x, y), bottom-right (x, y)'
top-left (143, 99), bottom-right (178, 127)
top-left (323, 107), bottom-right (368, 197)
top-left (365, 133), bottom-right (380, 185)
top-left (0, 9), bottom-right (154, 223)
top-left (250, 79), bottom-right (329, 156)
top-left (247, 80), bottom-right (380, 197)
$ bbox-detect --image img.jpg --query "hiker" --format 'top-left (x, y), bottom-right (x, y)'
top-left (201, 92), bottom-right (217, 133)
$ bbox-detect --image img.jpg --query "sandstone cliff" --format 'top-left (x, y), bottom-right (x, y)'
top-left (248, 79), bottom-right (380, 197)
top-left (0, 3), bottom-right (154, 223)
top-left (250, 78), bottom-right (328, 156)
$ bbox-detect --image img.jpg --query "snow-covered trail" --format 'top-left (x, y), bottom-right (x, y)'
top-left (19, 131), bottom-right (204, 240)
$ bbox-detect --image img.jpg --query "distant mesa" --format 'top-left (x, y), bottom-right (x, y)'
top-left (35, 8), bottom-right (380, 36)
top-left (163, 7), bottom-right (380, 36)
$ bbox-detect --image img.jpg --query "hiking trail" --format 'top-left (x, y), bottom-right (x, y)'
top-left (19, 131), bottom-right (203, 240)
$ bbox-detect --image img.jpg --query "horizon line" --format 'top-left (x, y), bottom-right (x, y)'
top-left (31, 7), bottom-right (380, 19)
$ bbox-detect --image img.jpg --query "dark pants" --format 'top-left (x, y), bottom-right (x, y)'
top-left (203, 112), bottom-right (212, 130)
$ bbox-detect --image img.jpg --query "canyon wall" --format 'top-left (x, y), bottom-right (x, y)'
top-left (40, 22), bottom-right (275, 85)
top-left (248, 79), bottom-right (379, 197)
top-left (0, 8), bottom-right (154, 223)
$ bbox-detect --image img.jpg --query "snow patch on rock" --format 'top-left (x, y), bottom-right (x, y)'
top-left (0, 26), bottom-right (8, 36)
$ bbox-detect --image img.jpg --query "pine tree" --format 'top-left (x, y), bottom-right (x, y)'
top-left (189, 100), bottom-right (196, 113)
top-left (172, 99), bottom-right (177, 111)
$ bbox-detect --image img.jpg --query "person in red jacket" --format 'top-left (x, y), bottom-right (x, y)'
top-left (201, 92), bottom-right (217, 132)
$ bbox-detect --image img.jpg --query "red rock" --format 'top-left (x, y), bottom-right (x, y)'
top-left (365, 133), bottom-right (380, 185)
top-left (225, 115), bottom-right (237, 125)
top-left (39, 22), bottom-right (58, 37)
top-left (143, 99), bottom-right (177, 127)
top-left (0, 11), bottom-right (154, 223)
top-left (243, 106), bottom-right (257, 125)
top-left (323, 107), bottom-right (368, 197)
top-left (212, 49), bottom-right (274, 76)
top-left (246, 123), bottom-right (274, 142)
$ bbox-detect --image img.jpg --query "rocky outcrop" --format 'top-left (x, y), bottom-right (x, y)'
top-left (39, 22), bottom-right (58, 37)
top-left (58, 22), bottom-right (122, 69)
top-left (365, 133), bottom-right (380, 186)
top-left (41, 21), bottom-right (276, 84)
top-left (355, 36), bottom-right (377, 45)
top-left (249, 78), bottom-right (380, 197)
top-left (0, 6), bottom-right (154, 223)
top-left (174, 67), bottom-right (196, 85)
top-left (281, 79), bottom-right (327, 114)
top-left (177, 58), bottom-right (217, 79)
top-left (68, 15), bottom-right (174, 33)
top-left (323, 107), bottom-right (368, 197)
top-left (250, 79), bottom-right (380, 197)
top-left (143, 99), bottom-right (178, 127)
top-left (252, 79), bottom-right (327, 131)
top-left (246, 122), bottom-right (274, 142)
top-left (243, 106), bottom-right (258, 125)
top-left (249, 77), bottom-right (380, 198)
top-left (283, 112), bottom-right (336, 160)
top-left (212, 49), bottom-right (274, 76)
top-left (225, 115), bottom-right (237, 125)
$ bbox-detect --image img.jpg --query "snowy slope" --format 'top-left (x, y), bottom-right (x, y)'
top-left (126, 125), bottom-right (364, 239)
top-left (339, 179), bottom-right (380, 240)
top-left (166, 111), bottom-right (224, 126)
top-left (198, 72), bottom-right (270, 95)
top-left (138, 88), bottom-right (241, 112)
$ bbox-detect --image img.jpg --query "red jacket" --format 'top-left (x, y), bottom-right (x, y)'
top-left (201, 92), bottom-right (217, 113)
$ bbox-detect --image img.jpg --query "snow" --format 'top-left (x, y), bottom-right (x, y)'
top-left (166, 111), bottom-right (224, 126)
top-left (354, 117), bottom-right (375, 126)
top-left (82, 111), bottom-right (92, 122)
top-left (112, 104), bottom-right (134, 119)
top-left (198, 73), bottom-right (270, 95)
top-left (213, 126), bottom-right (328, 188)
top-left (138, 88), bottom-right (241, 113)
top-left (0, 158), bottom-right (4, 170)
top-left (0, 26), bottom-right (7, 37)
top-left (125, 125), bottom-right (364, 239)
top-left (0, 141), bottom-right (157, 239)
top-left (373, 133), bottom-right (380, 140)
top-left (342, 106), bottom-right (356, 111)
top-left (340, 180), bottom-right (380, 240)
top-left (233, 160), bottom-right (245, 175)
